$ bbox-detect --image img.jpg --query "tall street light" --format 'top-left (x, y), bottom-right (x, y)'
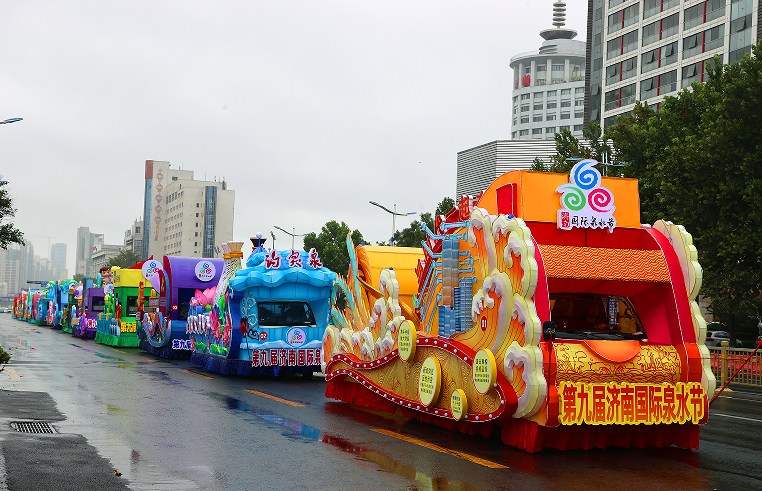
top-left (273, 226), bottom-right (307, 250)
top-left (369, 201), bottom-right (416, 246)
top-left (0, 118), bottom-right (23, 125)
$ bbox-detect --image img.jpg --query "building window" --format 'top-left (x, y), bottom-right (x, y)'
top-left (521, 105), bottom-right (529, 112)
top-left (532, 128), bottom-right (543, 135)
top-left (560, 125), bottom-right (570, 132)
top-left (552, 64), bottom-right (564, 71)
top-left (575, 112), bottom-right (584, 118)
top-left (512, 132), bottom-right (517, 139)
top-left (534, 104), bottom-right (543, 110)
top-left (519, 129), bottom-right (529, 136)
top-left (561, 89), bottom-right (571, 95)
top-left (546, 127), bottom-right (556, 133)
top-left (513, 96), bottom-right (518, 102)
top-left (536, 65), bottom-right (546, 72)
top-left (575, 99), bottom-right (584, 106)
top-left (574, 124), bottom-right (583, 131)
top-left (575, 87), bottom-right (584, 94)
top-left (661, 13), bottom-right (680, 39)
top-left (533, 116), bottom-right (543, 122)
top-left (547, 102), bottom-right (557, 109)
top-left (546, 90), bottom-right (557, 96)
top-left (561, 113), bottom-right (571, 120)
top-left (561, 101), bottom-right (571, 107)
top-left (547, 114), bottom-right (557, 120)
top-left (521, 94), bottom-right (531, 100)
top-left (525, 67), bottom-right (531, 74)
top-left (513, 119), bottom-right (517, 125)
top-left (521, 117), bottom-right (530, 123)
top-left (534, 92), bottom-right (543, 98)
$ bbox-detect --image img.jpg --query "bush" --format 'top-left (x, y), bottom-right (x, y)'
top-left (0, 345), bottom-right (10, 364)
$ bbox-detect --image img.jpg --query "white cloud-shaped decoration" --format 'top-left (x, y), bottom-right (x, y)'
top-left (492, 216), bottom-right (538, 299)
top-left (504, 342), bottom-right (547, 418)
top-left (468, 208), bottom-right (498, 276)
top-left (653, 220), bottom-right (703, 301)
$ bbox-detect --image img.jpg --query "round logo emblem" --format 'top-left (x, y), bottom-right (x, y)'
top-left (259, 331), bottom-right (268, 341)
top-left (286, 327), bottom-right (307, 348)
top-left (141, 260), bottom-right (163, 281)
top-left (194, 261), bottom-right (216, 282)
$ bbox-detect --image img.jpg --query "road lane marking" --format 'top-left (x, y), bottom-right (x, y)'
top-left (717, 395), bottom-right (762, 403)
top-left (711, 412), bottom-right (762, 423)
top-left (6, 369), bottom-right (20, 381)
top-left (140, 357), bottom-right (158, 363)
top-left (244, 389), bottom-right (305, 407)
top-left (370, 428), bottom-right (508, 468)
top-left (179, 369), bottom-right (214, 379)
top-left (112, 349), bottom-right (127, 354)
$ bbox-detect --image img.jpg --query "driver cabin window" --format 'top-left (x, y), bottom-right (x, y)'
top-left (257, 301), bottom-right (316, 327)
top-left (549, 293), bottom-right (644, 340)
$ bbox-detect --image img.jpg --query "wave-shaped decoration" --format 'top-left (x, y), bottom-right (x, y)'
top-left (504, 342), bottom-right (547, 418)
top-left (652, 220), bottom-right (703, 300)
top-left (229, 267), bottom-right (335, 291)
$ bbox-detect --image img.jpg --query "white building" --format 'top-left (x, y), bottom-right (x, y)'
top-left (586, 0), bottom-right (761, 129)
top-left (510, 2), bottom-right (587, 140)
top-left (142, 160), bottom-right (235, 260)
top-left (123, 219), bottom-right (143, 255)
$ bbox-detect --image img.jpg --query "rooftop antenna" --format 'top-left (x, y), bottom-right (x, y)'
top-left (540, 1), bottom-right (577, 40)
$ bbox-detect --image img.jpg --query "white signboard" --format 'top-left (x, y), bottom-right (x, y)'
top-left (194, 261), bottom-right (216, 282)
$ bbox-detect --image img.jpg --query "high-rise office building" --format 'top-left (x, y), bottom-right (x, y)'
top-left (510, 2), bottom-right (587, 140)
top-left (142, 160), bottom-right (235, 260)
top-left (50, 243), bottom-right (67, 272)
top-left (75, 227), bottom-right (102, 279)
top-left (586, 0), bottom-right (760, 130)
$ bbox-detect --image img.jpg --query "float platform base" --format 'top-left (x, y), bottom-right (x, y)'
top-left (189, 353), bottom-right (317, 377)
top-left (61, 326), bottom-right (72, 334)
top-left (138, 340), bottom-right (192, 359)
top-left (325, 380), bottom-right (701, 453)
top-left (94, 332), bottom-right (140, 348)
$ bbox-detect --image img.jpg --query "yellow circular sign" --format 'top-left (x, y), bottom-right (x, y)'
top-left (398, 320), bottom-right (417, 362)
top-left (451, 389), bottom-right (468, 421)
top-left (418, 356), bottom-right (442, 406)
top-left (472, 349), bottom-right (497, 395)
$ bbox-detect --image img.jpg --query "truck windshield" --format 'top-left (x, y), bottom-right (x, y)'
top-left (258, 301), bottom-right (315, 327)
top-left (550, 293), bottom-right (646, 341)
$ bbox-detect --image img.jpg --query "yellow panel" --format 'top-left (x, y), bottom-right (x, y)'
top-left (113, 268), bottom-right (146, 288)
top-left (356, 246), bottom-right (423, 308)
top-left (476, 170), bottom-right (642, 229)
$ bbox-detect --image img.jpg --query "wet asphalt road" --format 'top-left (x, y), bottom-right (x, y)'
top-left (1, 315), bottom-right (762, 491)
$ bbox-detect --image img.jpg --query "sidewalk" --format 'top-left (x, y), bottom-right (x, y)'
top-left (0, 387), bottom-right (129, 491)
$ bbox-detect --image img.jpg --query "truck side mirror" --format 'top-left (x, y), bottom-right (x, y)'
top-left (543, 320), bottom-right (556, 342)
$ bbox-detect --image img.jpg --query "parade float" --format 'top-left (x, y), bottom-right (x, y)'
top-left (139, 255), bottom-right (224, 358)
top-left (61, 282), bottom-right (81, 334)
top-left (94, 264), bottom-right (148, 348)
top-left (321, 160), bottom-right (713, 452)
top-left (188, 237), bottom-right (335, 376)
top-left (73, 279), bottom-right (105, 339)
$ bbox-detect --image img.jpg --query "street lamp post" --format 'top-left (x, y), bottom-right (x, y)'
top-left (273, 226), bottom-right (307, 250)
top-left (369, 201), bottom-right (416, 246)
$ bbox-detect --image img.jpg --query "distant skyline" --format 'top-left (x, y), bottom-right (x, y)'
top-left (0, 1), bottom-right (587, 273)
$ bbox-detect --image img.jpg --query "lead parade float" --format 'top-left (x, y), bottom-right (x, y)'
top-left (321, 160), bottom-right (714, 452)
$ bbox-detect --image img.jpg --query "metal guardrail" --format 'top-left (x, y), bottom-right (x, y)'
top-left (708, 342), bottom-right (762, 387)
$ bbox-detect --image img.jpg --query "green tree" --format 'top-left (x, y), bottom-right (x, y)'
top-left (107, 250), bottom-right (142, 269)
top-left (531, 122), bottom-right (616, 175)
top-left (609, 47), bottom-right (762, 345)
top-left (303, 221), bottom-right (364, 275)
top-left (0, 179), bottom-right (25, 249)
top-left (73, 274), bottom-right (85, 283)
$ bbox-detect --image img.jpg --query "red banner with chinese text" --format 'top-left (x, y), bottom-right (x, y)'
top-left (558, 381), bottom-right (706, 426)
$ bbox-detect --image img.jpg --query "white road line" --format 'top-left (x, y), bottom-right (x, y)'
top-left (711, 412), bottom-right (762, 423)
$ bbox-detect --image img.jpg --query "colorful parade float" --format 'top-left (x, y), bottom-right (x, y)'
top-left (139, 255), bottom-right (224, 358)
top-left (321, 160), bottom-right (714, 452)
top-left (95, 263), bottom-right (151, 348)
top-left (188, 237), bottom-right (335, 376)
top-left (73, 278), bottom-right (104, 339)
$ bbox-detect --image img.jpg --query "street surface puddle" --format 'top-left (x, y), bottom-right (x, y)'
top-left (213, 392), bottom-right (490, 489)
top-left (322, 433), bottom-right (491, 491)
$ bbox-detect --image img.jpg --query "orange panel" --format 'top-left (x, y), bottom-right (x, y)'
top-left (476, 170), bottom-right (642, 229)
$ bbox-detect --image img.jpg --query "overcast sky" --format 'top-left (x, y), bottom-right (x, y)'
top-left (0, 0), bottom-right (586, 272)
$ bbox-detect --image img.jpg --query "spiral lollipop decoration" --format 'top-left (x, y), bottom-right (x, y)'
top-left (588, 187), bottom-right (615, 213)
top-left (571, 160), bottom-right (601, 190)
top-left (557, 184), bottom-right (586, 211)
